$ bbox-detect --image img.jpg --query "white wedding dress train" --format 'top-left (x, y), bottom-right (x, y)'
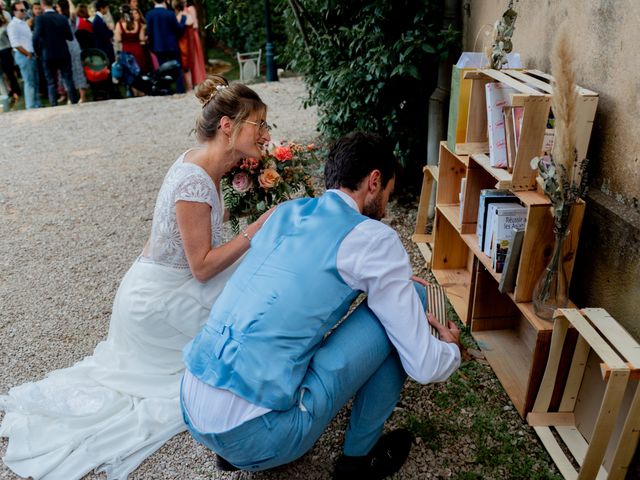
top-left (0, 259), bottom-right (237, 479)
top-left (1, 151), bottom-right (236, 479)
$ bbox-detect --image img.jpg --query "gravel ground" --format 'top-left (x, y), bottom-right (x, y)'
top-left (0, 77), bottom-right (554, 480)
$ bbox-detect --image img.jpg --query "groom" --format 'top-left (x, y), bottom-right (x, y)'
top-left (180, 132), bottom-right (461, 479)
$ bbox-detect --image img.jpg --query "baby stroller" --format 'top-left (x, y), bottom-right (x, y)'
top-left (81, 48), bottom-right (112, 100)
top-left (112, 52), bottom-right (181, 97)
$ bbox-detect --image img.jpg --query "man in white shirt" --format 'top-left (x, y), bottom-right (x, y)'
top-left (181, 132), bottom-right (461, 479)
top-left (7, 1), bottom-right (40, 108)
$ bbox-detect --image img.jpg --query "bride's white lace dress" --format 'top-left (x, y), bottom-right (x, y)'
top-left (0, 151), bottom-right (238, 479)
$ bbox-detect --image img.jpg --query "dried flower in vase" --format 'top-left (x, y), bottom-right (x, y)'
top-left (530, 23), bottom-right (589, 234)
top-left (486, 1), bottom-right (518, 70)
top-left (530, 23), bottom-right (590, 319)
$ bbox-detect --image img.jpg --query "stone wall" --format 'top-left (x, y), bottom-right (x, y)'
top-left (461, 0), bottom-right (640, 337)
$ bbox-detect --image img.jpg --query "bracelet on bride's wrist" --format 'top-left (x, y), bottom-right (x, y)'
top-left (241, 230), bottom-right (252, 242)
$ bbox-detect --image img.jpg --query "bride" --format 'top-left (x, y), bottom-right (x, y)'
top-left (0, 75), bottom-right (273, 479)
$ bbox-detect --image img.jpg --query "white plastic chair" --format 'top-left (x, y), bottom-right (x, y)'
top-left (236, 50), bottom-right (262, 83)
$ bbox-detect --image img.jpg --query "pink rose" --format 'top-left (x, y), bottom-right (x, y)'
top-left (240, 157), bottom-right (260, 172)
top-left (273, 146), bottom-right (293, 162)
top-left (232, 172), bottom-right (252, 193)
top-left (258, 168), bottom-right (281, 189)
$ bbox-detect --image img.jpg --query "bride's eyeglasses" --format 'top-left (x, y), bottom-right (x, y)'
top-left (243, 120), bottom-right (272, 133)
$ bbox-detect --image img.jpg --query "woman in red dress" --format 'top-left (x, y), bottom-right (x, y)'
top-left (114, 5), bottom-right (149, 73)
top-left (173, 0), bottom-right (206, 91)
top-left (185, 0), bottom-right (206, 86)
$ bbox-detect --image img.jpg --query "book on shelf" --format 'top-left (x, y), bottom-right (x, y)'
top-left (490, 207), bottom-right (527, 273)
top-left (503, 107), bottom-right (517, 172)
top-left (483, 202), bottom-right (525, 259)
top-left (476, 189), bottom-right (517, 251)
top-left (498, 228), bottom-right (525, 293)
top-left (485, 82), bottom-right (518, 168)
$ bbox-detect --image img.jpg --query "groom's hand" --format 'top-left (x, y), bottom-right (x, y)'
top-left (410, 275), bottom-right (431, 287)
top-left (427, 313), bottom-right (461, 347)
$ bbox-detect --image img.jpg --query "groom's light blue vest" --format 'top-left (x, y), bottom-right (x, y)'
top-left (183, 192), bottom-right (367, 410)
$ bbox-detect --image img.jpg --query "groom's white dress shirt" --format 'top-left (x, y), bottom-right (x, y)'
top-left (182, 189), bottom-right (461, 433)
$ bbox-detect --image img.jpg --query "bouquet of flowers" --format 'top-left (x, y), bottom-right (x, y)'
top-left (223, 141), bottom-right (318, 233)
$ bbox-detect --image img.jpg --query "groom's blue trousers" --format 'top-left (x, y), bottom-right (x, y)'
top-left (180, 283), bottom-right (427, 471)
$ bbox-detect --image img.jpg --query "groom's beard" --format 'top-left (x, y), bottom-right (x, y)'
top-left (363, 191), bottom-right (385, 220)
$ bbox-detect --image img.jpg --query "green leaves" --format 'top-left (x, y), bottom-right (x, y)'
top-left (280, 0), bottom-right (460, 189)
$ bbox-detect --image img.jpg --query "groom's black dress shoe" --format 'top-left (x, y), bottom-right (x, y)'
top-left (333, 429), bottom-right (414, 479)
top-left (215, 454), bottom-right (239, 472)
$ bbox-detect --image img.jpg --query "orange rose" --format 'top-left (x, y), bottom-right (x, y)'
top-left (258, 168), bottom-right (281, 189)
top-left (273, 146), bottom-right (293, 162)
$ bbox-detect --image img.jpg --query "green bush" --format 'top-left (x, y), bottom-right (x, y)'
top-left (281, 0), bottom-right (460, 191)
top-left (202, 0), bottom-right (288, 61)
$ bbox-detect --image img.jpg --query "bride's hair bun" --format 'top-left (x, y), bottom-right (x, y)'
top-left (194, 75), bottom-right (266, 144)
top-left (195, 75), bottom-right (230, 107)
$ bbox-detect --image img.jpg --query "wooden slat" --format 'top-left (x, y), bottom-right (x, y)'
top-left (415, 169), bottom-right (434, 236)
top-left (465, 76), bottom-right (492, 143)
top-left (525, 69), bottom-right (598, 96)
top-left (558, 309), bottom-right (628, 371)
top-left (455, 142), bottom-right (488, 156)
top-left (553, 427), bottom-right (610, 480)
top-left (578, 369), bottom-right (630, 479)
top-left (480, 69), bottom-right (544, 95)
top-left (426, 164), bottom-right (439, 180)
top-left (527, 412), bottom-right (576, 426)
top-left (534, 426), bottom-right (578, 480)
top-left (412, 233), bottom-right (432, 244)
top-left (582, 308), bottom-right (640, 366)
top-left (431, 267), bottom-right (472, 323)
top-left (511, 96), bottom-right (551, 190)
top-left (532, 315), bottom-right (570, 412)
top-left (505, 70), bottom-right (554, 93)
top-left (437, 204), bottom-right (462, 232)
top-left (574, 97), bottom-right (599, 163)
top-left (415, 241), bottom-right (432, 267)
top-left (559, 335), bottom-right (591, 411)
top-left (472, 329), bottom-right (531, 416)
top-left (514, 203), bottom-right (554, 303)
top-left (556, 426), bottom-right (589, 464)
top-left (437, 143), bottom-right (467, 204)
top-left (608, 385), bottom-right (640, 480)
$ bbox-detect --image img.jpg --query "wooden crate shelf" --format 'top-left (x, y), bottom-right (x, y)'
top-left (470, 264), bottom-right (554, 417)
top-left (411, 70), bottom-right (598, 418)
top-left (528, 309), bottom-right (640, 479)
top-left (431, 266), bottom-right (474, 325)
top-left (457, 69), bottom-right (598, 191)
top-left (412, 165), bottom-right (440, 268)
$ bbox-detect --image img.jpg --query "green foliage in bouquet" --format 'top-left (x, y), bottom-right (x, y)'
top-left (223, 142), bottom-right (317, 233)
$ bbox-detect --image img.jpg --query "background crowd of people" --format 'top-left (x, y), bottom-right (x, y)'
top-left (0, 0), bottom-right (206, 109)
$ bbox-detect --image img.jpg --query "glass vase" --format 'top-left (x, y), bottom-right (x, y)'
top-left (532, 230), bottom-right (569, 320)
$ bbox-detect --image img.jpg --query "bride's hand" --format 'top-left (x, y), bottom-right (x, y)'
top-left (255, 206), bottom-right (276, 228)
top-left (244, 206), bottom-right (277, 239)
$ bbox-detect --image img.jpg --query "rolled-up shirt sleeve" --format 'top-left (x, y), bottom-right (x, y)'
top-left (337, 219), bottom-right (461, 384)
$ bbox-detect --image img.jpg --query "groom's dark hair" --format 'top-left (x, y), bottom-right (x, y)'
top-left (324, 132), bottom-right (398, 190)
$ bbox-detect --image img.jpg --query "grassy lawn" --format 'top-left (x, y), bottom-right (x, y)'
top-left (396, 301), bottom-right (562, 480)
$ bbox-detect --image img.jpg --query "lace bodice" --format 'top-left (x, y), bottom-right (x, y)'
top-left (142, 151), bottom-right (223, 269)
